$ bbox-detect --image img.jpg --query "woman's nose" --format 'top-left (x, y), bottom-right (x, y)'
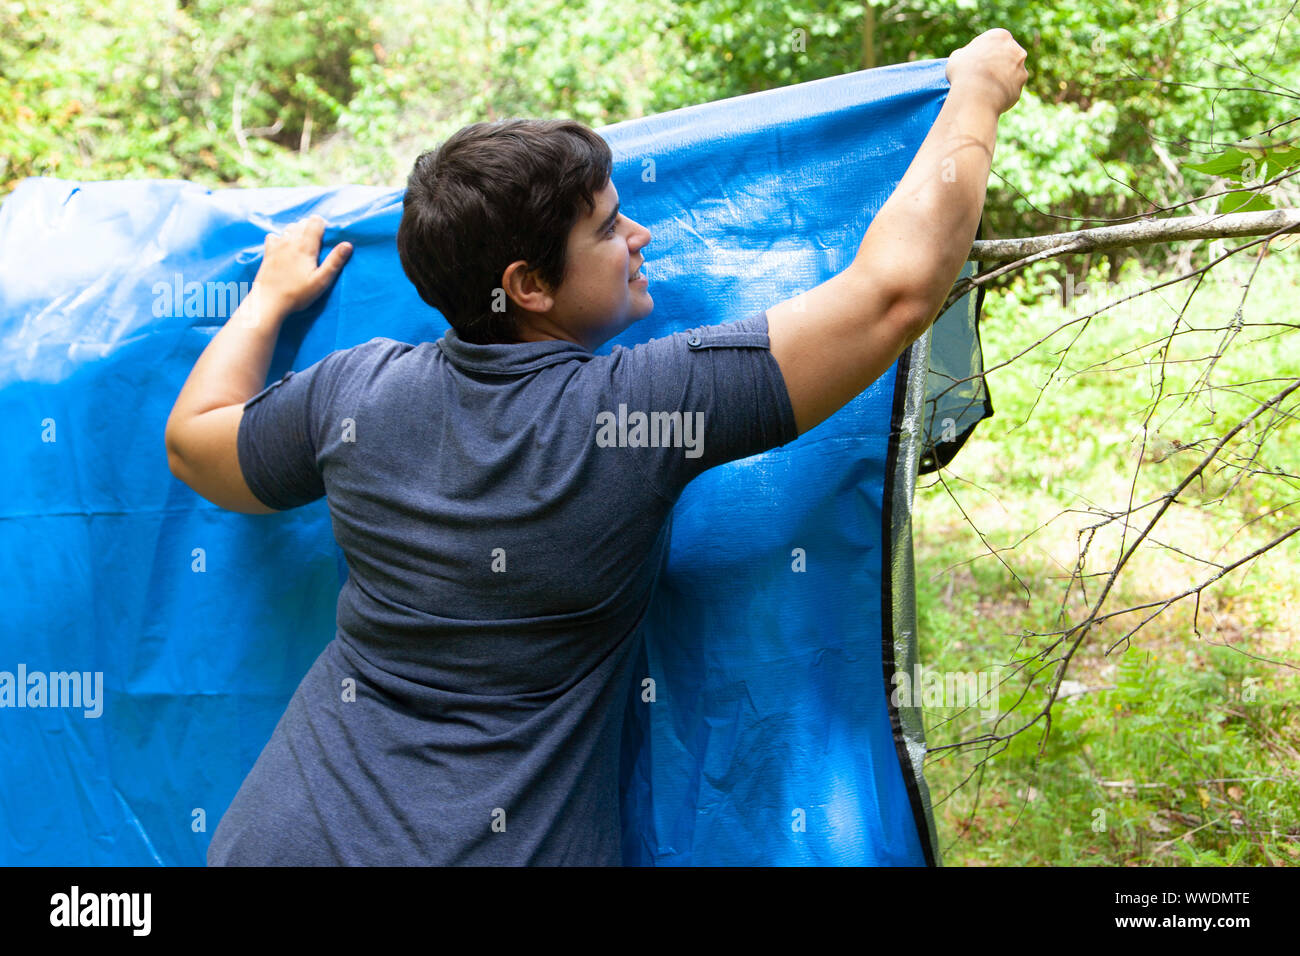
top-left (629, 220), bottom-right (651, 250)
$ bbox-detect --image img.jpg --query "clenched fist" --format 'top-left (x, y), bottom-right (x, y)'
top-left (946, 28), bottom-right (1029, 116)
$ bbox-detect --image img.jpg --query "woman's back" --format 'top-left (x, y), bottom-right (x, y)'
top-left (207, 312), bottom-right (797, 865)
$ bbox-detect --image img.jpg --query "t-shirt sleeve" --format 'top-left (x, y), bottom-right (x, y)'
top-left (601, 310), bottom-right (799, 502)
top-left (236, 342), bottom-right (371, 511)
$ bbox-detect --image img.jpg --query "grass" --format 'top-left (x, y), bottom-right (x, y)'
top-left (913, 241), bottom-right (1300, 866)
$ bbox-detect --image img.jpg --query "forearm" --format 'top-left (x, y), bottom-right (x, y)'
top-left (165, 287), bottom-right (288, 441)
top-left (850, 81), bottom-right (1001, 327)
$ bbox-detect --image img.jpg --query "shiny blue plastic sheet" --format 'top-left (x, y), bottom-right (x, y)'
top-left (0, 58), bottom-right (977, 864)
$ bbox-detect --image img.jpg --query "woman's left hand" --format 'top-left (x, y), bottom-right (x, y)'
top-left (251, 214), bottom-right (353, 317)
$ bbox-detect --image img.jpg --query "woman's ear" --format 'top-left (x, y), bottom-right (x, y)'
top-left (500, 260), bottom-right (555, 314)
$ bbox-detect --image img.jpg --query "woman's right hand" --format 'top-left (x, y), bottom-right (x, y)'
top-left (945, 28), bottom-right (1029, 116)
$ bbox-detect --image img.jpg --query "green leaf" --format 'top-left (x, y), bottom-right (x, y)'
top-left (1264, 147), bottom-right (1300, 178)
top-left (1182, 147), bottom-right (1250, 179)
top-left (1218, 190), bottom-right (1275, 214)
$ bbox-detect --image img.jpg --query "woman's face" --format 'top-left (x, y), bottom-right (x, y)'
top-left (510, 179), bottom-right (654, 350)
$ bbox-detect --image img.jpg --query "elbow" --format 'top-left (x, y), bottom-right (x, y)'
top-left (888, 295), bottom-right (940, 348)
top-left (164, 423), bottom-right (189, 481)
top-left (166, 450), bottom-right (187, 483)
top-left (166, 451), bottom-right (190, 487)
top-left (846, 256), bottom-right (944, 342)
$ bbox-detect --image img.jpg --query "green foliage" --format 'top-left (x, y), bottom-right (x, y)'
top-left (1, 0), bottom-right (378, 190)
top-left (5, 0), bottom-right (1297, 261)
top-left (1183, 142), bottom-right (1300, 213)
top-left (994, 91), bottom-right (1124, 208)
top-left (922, 590), bottom-right (1300, 865)
top-left (657, 0), bottom-right (869, 99)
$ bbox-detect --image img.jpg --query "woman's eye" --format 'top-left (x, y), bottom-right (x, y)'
top-left (606, 217), bottom-right (619, 237)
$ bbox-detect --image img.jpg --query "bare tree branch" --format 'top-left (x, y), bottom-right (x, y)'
top-left (969, 208), bottom-right (1300, 264)
top-left (942, 212), bottom-right (1300, 314)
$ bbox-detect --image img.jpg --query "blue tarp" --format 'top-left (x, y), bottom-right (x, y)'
top-left (0, 57), bottom-right (987, 864)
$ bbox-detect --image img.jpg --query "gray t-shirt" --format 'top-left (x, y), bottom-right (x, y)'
top-left (207, 311), bottom-right (798, 865)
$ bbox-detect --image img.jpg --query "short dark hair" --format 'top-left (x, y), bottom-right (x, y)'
top-left (397, 118), bottom-right (613, 344)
